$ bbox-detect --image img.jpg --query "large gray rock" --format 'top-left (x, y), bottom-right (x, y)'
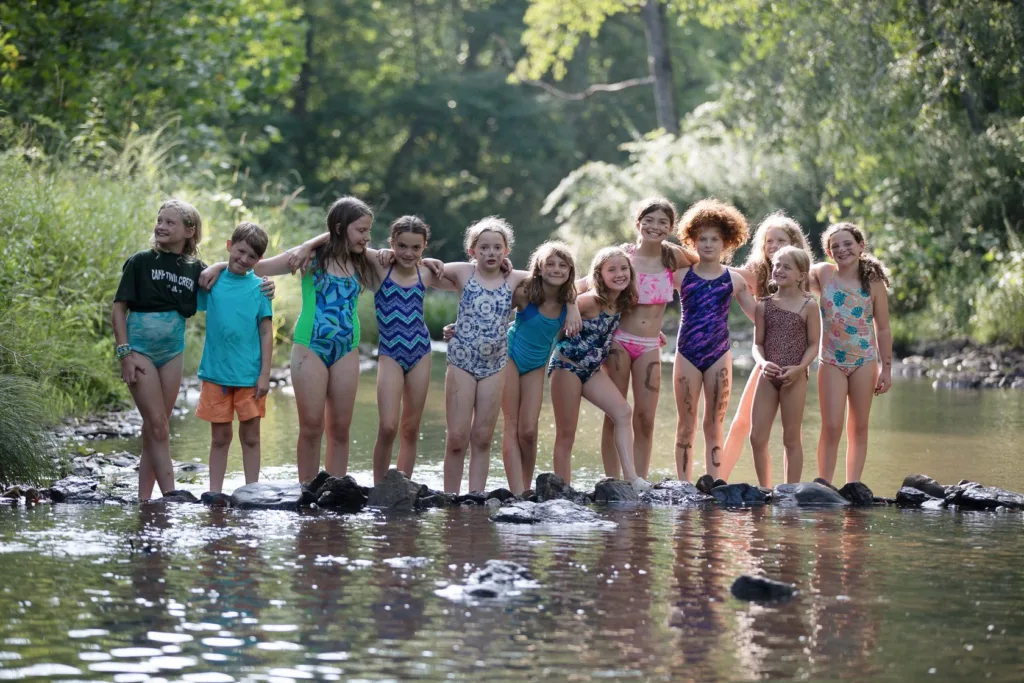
top-left (945, 484), bottom-right (1024, 511)
top-left (316, 475), bottom-right (368, 512)
top-left (772, 482), bottom-right (851, 507)
top-left (490, 499), bottom-right (613, 527)
top-left (902, 474), bottom-right (946, 499)
top-left (593, 478), bottom-right (639, 503)
top-left (534, 472), bottom-right (588, 504)
top-left (161, 490), bottom-right (199, 504)
top-left (895, 486), bottom-right (943, 508)
top-left (640, 478), bottom-right (714, 507)
top-left (230, 482), bottom-right (305, 510)
top-left (711, 483), bottom-right (768, 506)
top-left (366, 470), bottom-right (423, 510)
top-left (47, 476), bottom-right (118, 504)
top-left (838, 482), bottom-right (875, 506)
top-left (730, 575), bottom-right (797, 602)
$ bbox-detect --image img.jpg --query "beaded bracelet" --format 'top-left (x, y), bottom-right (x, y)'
top-left (116, 344), bottom-right (132, 361)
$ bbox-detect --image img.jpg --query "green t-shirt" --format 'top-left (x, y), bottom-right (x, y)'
top-left (114, 249), bottom-right (207, 318)
top-left (197, 270), bottom-right (273, 387)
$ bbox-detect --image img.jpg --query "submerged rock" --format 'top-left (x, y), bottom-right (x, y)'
top-left (47, 476), bottom-right (119, 504)
top-left (838, 482), bottom-right (875, 506)
top-left (593, 478), bottom-right (639, 504)
top-left (436, 559), bottom-right (539, 601)
top-left (457, 492), bottom-right (488, 506)
top-left (200, 492), bottom-right (232, 507)
top-left (490, 499), bottom-right (613, 527)
top-left (230, 482), bottom-right (305, 510)
top-left (695, 475), bottom-right (727, 495)
top-left (417, 493), bottom-right (456, 509)
top-left (902, 474), bottom-right (946, 499)
top-left (945, 484), bottom-right (1024, 511)
top-left (640, 479), bottom-right (714, 507)
top-left (534, 472), bottom-right (588, 504)
top-left (316, 475), bottom-right (368, 512)
top-left (772, 483), bottom-right (851, 507)
top-left (730, 574), bottom-right (797, 602)
top-left (366, 470), bottom-right (424, 510)
top-left (486, 488), bottom-right (514, 503)
top-left (895, 486), bottom-right (943, 508)
top-left (711, 483), bottom-right (768, 506)
top-left (161, 490), bottom-right (199, 504)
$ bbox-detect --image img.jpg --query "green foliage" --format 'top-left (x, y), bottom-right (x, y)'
top-left (424, 292), bottom-right (460, 341)
top-left (973, 250), bottom-right (1024, 348)
top-left (0, 376), bottom-right (55, 487)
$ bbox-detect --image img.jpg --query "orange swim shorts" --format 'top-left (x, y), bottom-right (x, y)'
top-left (195, 382), bottom-right (267, 423)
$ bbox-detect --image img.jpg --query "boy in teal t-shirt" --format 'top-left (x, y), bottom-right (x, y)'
top-left (196, 222), bottom-right (274, 492)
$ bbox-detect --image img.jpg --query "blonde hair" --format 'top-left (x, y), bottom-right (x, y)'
top-left (154, 199), bottom-right (202, 261)
top-left (678, 198), bottom-right (749, 264)
top-left (464, 216), bottom-right (515, 255)
top-left (770, 245), bottom-right (813, 293)
top-left (822, 222), bottom-right (891, 292)
top-left (521, 240), bottom-right (577, 306)
top-left (744, 212), bottom-right (812, 297)
top-left (589, 246), bottom-right (637, 315)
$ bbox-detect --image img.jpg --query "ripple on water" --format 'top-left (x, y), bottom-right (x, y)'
top-left (0, 663), bottom-right (81, 679)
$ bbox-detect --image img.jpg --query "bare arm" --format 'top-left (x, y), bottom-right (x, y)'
top-left (731, 271), bottom-right (757, 321)
top-left (751, 301), bottom-right (774, 372)
top-left (808, 263), bottom-right (831, 298)
top-left (665, 241), bottom-right (698, 268)
top-left (734, 264), bottom-right (757, 295)
top-left (112, 301), bottom-right (144, 385)
top-left (256, 317), bottom-right (273, 399)
top-left (563, 299), bottom-right (582, 337)
top-left (252, 231), bottom-right (330, 278)
top-left (575, 276), bottom-right (591, 294)
top-left (872, 281), bottom-right (893, 395)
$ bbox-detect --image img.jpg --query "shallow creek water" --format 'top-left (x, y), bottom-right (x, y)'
top-left (2, 355), bottom-right (1024, 681)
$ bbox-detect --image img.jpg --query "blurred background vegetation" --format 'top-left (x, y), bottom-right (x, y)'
top-left (1, 0), bottom-right (1023, 433)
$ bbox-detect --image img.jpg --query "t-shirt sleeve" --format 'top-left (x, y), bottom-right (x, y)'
top-left (197, 287), bottom-right (208, 313)
top-left (113, 254), bottom-right (138, 304)
top-left (258, 288), bottom-right (273, 320)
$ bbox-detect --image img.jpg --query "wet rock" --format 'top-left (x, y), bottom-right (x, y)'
top-left (710, 483), bottom-right (768, 506)
top-left (534, 472), bottom-right (588, 504)
top-left (772, 483), bottom-right (851, 507)
top-left (486, 488), bottom-right (514, 503)
top-left (895, 486), bottom-right (942, 508)
top-left (304, 470), bottom-right (332, 494)
top-left (316, 475), bottom-right (368, 512)
top-left (731, 575), bottom-right (797, 602)
top-left (175, 462), bottom-right (209, 475)
top-left (593, 478), bottom-right (639, 504)
top-left (0, 497), bottom-right (17, 506)
top-left (416, 493), bottom-right (456, 510)
top-left (838, 482), bottom-right (875, 506)
top-left (436, 560), bottom-right (539, 602)
top-left (695, 474), bottom-right (717, 495)
top-left (490, 499), bottom-right (614, 527)
top-left (484, 498), bottom-right (501, 509)
top-left (71, 453), bottom-right (140, 478)
top-left (640, 479), bottom-right (714, 507)
top-left (230, 482), bottom-right (305, 510)
top-left (200, 492), bottom-right (232, 507)
top-left (945, 484), bottom-right (1024, 511)
top-left (902, 474), bottom-right (946, 499)
top-left (813, 477), bottom-right (840, 492)
top-left (47, 476), bottom-right (116, 504)
top-left (921, 497), bottom-right (948, 511)
top-left (457, 492), bottom-right (488, 506)
top-left (366, 470), bottom-right (425, 510)
top-left (161, 490), bottom-right (199, 503)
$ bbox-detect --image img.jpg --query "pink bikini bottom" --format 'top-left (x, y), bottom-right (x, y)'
top-left (611, 329), bottom-right (664, 361)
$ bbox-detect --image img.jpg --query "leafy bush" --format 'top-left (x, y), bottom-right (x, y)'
top-left (972, 251), bottom-right (1024, 348)
top-left (0, 376), bottom-right (55, 486)
top-left (424, 292), bottom-right (459, 340)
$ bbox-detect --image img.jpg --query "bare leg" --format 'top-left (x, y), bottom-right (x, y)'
top-left (208, 421), bottom-right (234, 493)
top-left (748, 375), bottom-right (780, 488)
top-left (372, 356), bottom-right (405, 484)
top-left (630, 349), bottom-right (661, 479)
top-left (816, 362), bottom-right (849, 484)
top-left (396, 355), bottom-right (432, 478)
top-left (467, 370), bottom-right (506, 493)
top-left (583, 371), bottom-right (638, 482)
top-left (291, 344), bottom-right (329, 482)
top-left (323, 349), bottom-right (360, 476)
top-left (844, 361), bottom-right (878, 483)
top-left (720, 365), bottom-right (761, 481)
top-left (516, 368), bottom-right (547, 492)
top-left (549, 368), bottom-right (583, 484)
top-left (238, 417), bottom-right (261, 484)
top-left (128, 354), bottom-right (179, 498)
top-left (701, 351), bottom-right (732, 480)
top-left (138, 354), bottom-right (185, 500)
top-left (673, 353), bottom-right (703, 481)
top-left (778, 373), bottom-right (808, 483)
top-left (501, 361), bottom-right (524, 493)
top-left (443, 365), bottom-right (477, 493)
top-left (600, 343), bottom-right (630, 479)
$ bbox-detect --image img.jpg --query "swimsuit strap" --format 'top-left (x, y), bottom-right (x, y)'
top-left (384, 264), bottom-right (395, 283)
top-left (558, 303), bottom-right (567, 324)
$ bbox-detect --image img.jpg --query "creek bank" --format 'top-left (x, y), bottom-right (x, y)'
top-left (896, 339), bottom-right (1024, 390)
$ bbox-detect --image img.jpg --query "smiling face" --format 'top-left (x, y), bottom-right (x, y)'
top-left (695, 225), bottom-right (725, 262)
top-left (827, 229), bottom-right (863, 267)
top-left (540, 254), bottom-right (571, 287)
top-left (771, 252), bottom-right (803, 289)
top-left (390, 230), bottom-right (426, 269)
top-left (601, 254), bottom-right (632, 292)
top-left (637, 208), bottom-right (673, 243)
top-left (764, 226), bottom-right (793, 260)
top-left (226, 239), bottom-right (261, 275)
top-left (468, 230), bottom-right (510, 272)
top-left (345, 215), bottom-right (373, 254)
top-left (153, 208), bottom-right (195, 253)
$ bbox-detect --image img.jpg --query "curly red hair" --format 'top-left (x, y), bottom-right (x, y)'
top-left (677, 198), bottom-right (749, 263)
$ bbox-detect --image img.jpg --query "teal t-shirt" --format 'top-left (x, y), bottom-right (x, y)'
top-left (197, 271), bottom-right (273, 387)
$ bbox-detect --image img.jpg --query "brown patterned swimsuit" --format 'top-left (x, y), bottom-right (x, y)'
top-left (762, 296), bottom-right (813, 389)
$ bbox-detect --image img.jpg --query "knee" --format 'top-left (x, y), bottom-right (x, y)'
top-left (377, 421), bottom-right (399, 444)
top-left (749, 427), bottom-right (770, 450)
top-left (298, 413), bottom-right (325, 438)
top-left (447, 428), bottom-right (470, 454)
top-left (210, 429), bottom-right (233, 450)
top-left (675, 421), bottom-right (695, 442)
top-left (611, 402), bottom-right (632, 426)
top-left (820, 417), bottom-right (844, 440)
top-left (518, 424), bottom-right (539, 449)
top-left (470, 428), bottom-right (494, 453)
top-left (849, 421), bottom-right (870, 442)
top-left (702, 413), bottom-right (719, 433)
top-left (782, 430), bottom-right (803, 451)
top-left (145, 418), bottom-right (170, 443)
top-left (399, 423), bottom-right (419, 444)
top-left (634, 407), bottom-right (656, 434)
top-left (240, 431), bottom-right (260, 451)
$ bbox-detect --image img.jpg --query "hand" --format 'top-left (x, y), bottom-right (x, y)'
top-left (564, 306), bottom-right (582, 337)
top-left (287, 245), bottom-right (316, 273)
top-left (259, 277), bottom-right (276, 300)
top-left (198, 263), bottom-right (226, 290)
top-left (778, 366), bottom-right (800, 386)
top-left (875, 367), bottom-right (892, 395)
top-left (377, 249), bottom-right (396, 267)
top-left (442, 323), bottom-right (456, 342)
top-left (760, 361), bottom-right (783, 380)
top-left (422, 258), bottom-right (444, 280)
top-left (658, 331), bottom-right (668, 348)
top-left (120, 355), bottom-right (145, 386)
top-left (499, 257), bottom-right (513, 275)
top-left (255, 375), bottom-right (270, 400)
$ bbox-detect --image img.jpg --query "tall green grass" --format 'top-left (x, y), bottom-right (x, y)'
top-left (0, 376), bottom-right (54, 486)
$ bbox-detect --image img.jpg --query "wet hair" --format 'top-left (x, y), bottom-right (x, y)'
top-left (390, 215), bottom-right (431, 244)
top-left (769, 245), bottom-right (813, 293)
top-left (316, 196), bottom-right (378, 290)
top-left (744, 211), bottom-right (812, 297)
top-left (230, 221), bottom-right (269, 258)
top-left (589, 246), bottom-right (637, 315)
top-left (521, 240), bottom-right (577, 306)
top-left (634, 196), bottom-right (682, 270)
top-left (677, 198), bottom-right (749, 263)
top-left (153, 198), bottom-right (202, 261)
top-left (821, 222), bottom-right (891, 293)
top-left (464, 216), bottom-right (515, 256)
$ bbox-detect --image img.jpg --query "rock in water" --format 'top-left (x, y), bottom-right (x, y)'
top-left (730, 575), bottom-right (797, 602)
top-left (838, 482), bottom-right (875, 506)
top-left (946, 484), bottom-right (1024, 511)
top-left (230, 482), bottom-right (305, 510)
top-left (813, 477), bottom-right (840, 492)
top-left (161, 490), bottom-right (199, 503)
top-left (534, 472), bottom-right (588, 504)
top-left (366, 470), bottom-right (424, 510)
top-left (490, 499), bottom-right (613, 527)
top-left (710, 483), bottom-right (768, 506)
top-left (316, 475), bottom-right (368, 512)
top-left (305, 470), bottom-right (332, 495)
top-left (201, 492), bottom-right (232, 507)
top-left (895, 486), bottom-right (942, 508)
top-left (772, 483), bottom-right (851, 507)
top-left (901, 474), bottom-right (946, 499)
top-left (436, 559), bottom-right (539, 602)
top-left (486, 488), bottom-right (514, 503)
top-left (640, 479), bottom-right (715, 507)
top-left (593, 478), bottom-right (639, 503)
top-left (47, 476), bottom-right (114, 504)
top-left (695, 474), bottom-right (717, 495)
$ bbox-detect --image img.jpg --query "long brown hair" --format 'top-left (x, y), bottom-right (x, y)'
top-left (521, 241), bottom-right (577, 305)
top-left (634, 196), bottom-right (681, 270)
top-left (316, 196), bottom-right (378, 289)
top-left (154, 198), bottom-right (202, 262)
top-left (589, 246), bottom-right (637, 315)
top-left (390, 215), bottom-right (431, 243)
top-left (744, 211), bottom-right (812, 297)
top-left (821, 222), bottom-right (891, 293)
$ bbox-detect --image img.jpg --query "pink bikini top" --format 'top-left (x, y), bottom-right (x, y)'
top-left (624, 243), bottom-right (675, 305)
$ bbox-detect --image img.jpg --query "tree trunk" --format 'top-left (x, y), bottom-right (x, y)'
top-left (292, 5), bottom-right (315, 122)
top-left (641, 0), bottom-right (680, 135)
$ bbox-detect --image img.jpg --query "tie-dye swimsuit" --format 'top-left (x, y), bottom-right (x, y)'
top-left (447, 274), bottom-right (513, 380)
top-left (549, 310), bottom-right (621, 384)
top-left (677, 268), bottom-right (733, 372)
top-left (820, 278), bottom-right (876, 376)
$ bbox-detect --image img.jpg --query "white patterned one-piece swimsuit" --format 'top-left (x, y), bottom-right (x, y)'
top-left (447, 274), bottom-right (513, 380)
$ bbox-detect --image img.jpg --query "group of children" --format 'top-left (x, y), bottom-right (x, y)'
top-left (113, 195), bottom-right (892, 501)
